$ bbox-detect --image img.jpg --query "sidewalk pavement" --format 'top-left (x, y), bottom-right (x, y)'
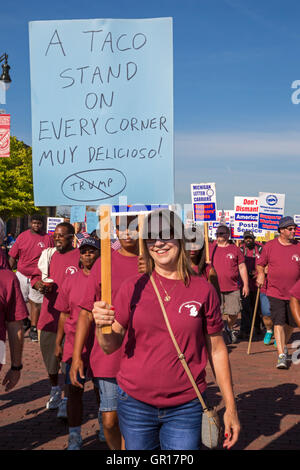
top-left (0, 328), bottom-right (299, 450)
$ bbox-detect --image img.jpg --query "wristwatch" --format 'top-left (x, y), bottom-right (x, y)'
top-left (11, 364), bottom-right (23, 371)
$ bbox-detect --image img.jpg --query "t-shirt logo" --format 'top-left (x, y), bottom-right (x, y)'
top-left (65, 266), bottom-right (78, 275)
top-left (179, 301), bottom-right (202, 317)
top-left (292, 254), bottom-right (300, 262)
top-left (226, 253), bottom-right (235, 260)
top-left (38, 242), bottom-right (45, 248)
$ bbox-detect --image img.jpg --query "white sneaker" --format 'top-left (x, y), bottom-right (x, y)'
top-left (46, 387), bottom-right (62, 410)
top-left (68, 432), bottom-right (82, 450)
top-left (57, 398), bottom-right (68, 420)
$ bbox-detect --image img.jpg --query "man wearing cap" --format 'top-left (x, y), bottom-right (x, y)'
top-left (256, 216), bottom-right (300, 369)
top-left (239, 231), bottom-right (264, 340)
top-left (210, 225), bottom-right (249, 344)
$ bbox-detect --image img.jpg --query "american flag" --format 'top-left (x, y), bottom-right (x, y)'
top-left (75, 232), bottom-right (90, 246)
top-left (75, 232), bottom-right (121, 251)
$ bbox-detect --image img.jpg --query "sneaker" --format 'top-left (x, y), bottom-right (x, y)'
top-left (67, 432), bottom-right (82, 450)
top-left (230, 330), bottom-right (239, 344)
top-left (57, 398), bottom-right (68, 420)
top-left (46, 387), bottom-right (62, 409)
top-left (276, 354), bottom-right (288, 369)
top-left (223, 328), bottom-right (232, 345)
top-left (23, 318), bottom-right (31, 332)
top-left (29, 326), bottom-right (38, 342)
top-left (264, 331), bottom-right (273, 345)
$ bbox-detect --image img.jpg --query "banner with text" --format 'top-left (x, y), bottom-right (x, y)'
top-left (191, 183), bottom-right (217, 222)
top-left (234, 196), bottom-right (264, 239)
top-left (208, 210), bottom-right (234, 239)
top-left (0, 114), bottom-right (10, 158)
top-left (47, 217), bottom-right (64, 234)
top-left (258, 192), bottom-right (285, 231)
top-left (294, 215), bottom-right (300, 238)
top-left (29, 18), bottom-right (174, 206)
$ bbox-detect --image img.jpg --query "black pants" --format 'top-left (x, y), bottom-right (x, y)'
top-left (240, 289), bottom-right (261, 334)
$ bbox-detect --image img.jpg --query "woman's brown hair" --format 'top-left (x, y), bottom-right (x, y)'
top-left (141, 209), bottom-right (195, 286)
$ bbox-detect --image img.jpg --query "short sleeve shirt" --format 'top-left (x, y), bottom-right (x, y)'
top-left (210, 242), bottom-right (245, 292)
top-left (37, 249), bottom-right (80, 333)
top-left (115, 272), bottom-right (223, 408)
top-left (0, 270), bottom-right (28, 343)
top-left (79, 250), bottom-right (139, 378)
top-left (9, 230), bottom-right (54, 277)
top-left (257, 239), bottom-right (300, 300)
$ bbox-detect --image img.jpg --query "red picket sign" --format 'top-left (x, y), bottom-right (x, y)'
top-left (0, 114), bottom-right (10, 158)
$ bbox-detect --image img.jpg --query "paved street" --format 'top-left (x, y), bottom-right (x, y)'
top-left (1, 328), bottom-right (299, 451)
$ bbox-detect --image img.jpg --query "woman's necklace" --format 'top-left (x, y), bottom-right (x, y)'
top-left (156, 274), bottom-right (177, 302)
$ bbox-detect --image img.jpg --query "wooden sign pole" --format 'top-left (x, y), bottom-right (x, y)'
top-left (138, 214), bottom-right (145, 256)
top-left (204, 222), bottom-right (210, 263)
top-left (73, 222), bottom-right (80, 248)
top-left (247, 287), bottom-right (261, 355)
top-left (100, 206), bottom-right (112, 335)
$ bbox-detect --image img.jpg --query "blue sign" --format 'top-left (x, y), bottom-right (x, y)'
top-left (70, 205), bottom-right (86, 223)
top-left (29, 18), bottom-right (174, 206)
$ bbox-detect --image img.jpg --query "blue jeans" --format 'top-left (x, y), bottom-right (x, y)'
top-left (260, 293), bottom-right (271, 317)
top-left (117, 386), bottom-right (204, 450)
top-left (93, 378), bottom-right (118, 411)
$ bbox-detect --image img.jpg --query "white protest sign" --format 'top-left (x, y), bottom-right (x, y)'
top-left (258, 192), bottom-right (285, 231)
top-left (29, 18), bottom-right (174, 206)
top-left (47, 217), bottom-right (64, 234)
top-left (234, 196), bottom-right (264, 239)
top-left (191, 182), bottom-right (217, 222)
top-left (208, 209), bottom-right (234, 239)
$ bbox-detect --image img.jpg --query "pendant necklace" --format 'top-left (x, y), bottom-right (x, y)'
top-left (156, 274), bottom-right (177, 302)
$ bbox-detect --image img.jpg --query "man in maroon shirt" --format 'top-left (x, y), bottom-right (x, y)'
top-left (8, 214), bottom-right (54, 342)
top-left (210, 225), bottom-right (249, 344)
top-left (257, 216), bottom-right (300, 369)
top-left (32, 222), bottom-right (80, 414)
top-left (239, 231), bottom-right (263, 340)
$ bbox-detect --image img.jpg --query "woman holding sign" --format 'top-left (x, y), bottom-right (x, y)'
top-left (92, 209), bottom-right (240, 450)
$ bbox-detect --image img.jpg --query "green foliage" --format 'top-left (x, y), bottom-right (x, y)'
top-left (0, 136), bottom-right (43, 220)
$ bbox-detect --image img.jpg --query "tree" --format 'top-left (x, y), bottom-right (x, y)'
top-left (0, 136), bottom-right (43, 220)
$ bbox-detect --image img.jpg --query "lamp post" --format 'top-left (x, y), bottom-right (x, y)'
top-left (0, 53), bottom-right (12, 109)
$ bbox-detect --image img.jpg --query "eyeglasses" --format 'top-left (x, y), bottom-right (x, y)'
top-left (283, 227), bottom-right (297, 232)
top-left (53, 233), bottom-right (73, 239)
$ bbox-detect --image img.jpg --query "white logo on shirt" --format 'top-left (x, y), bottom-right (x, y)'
top-left (179, 301), bottom-right (202, 317)
top-left (292, 254), bottom-right (300, 262)
top-left (226, 253), bottom-right (235, 260)
top-left (38, 242), bottom-right (45, 248)
top-left (255, 253), bottom-right (261, 259)
top-left (65, 266), bottom-right (78, 275)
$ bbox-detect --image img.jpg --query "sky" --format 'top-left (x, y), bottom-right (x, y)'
top-left (1, 0), bottom-right (300, 216)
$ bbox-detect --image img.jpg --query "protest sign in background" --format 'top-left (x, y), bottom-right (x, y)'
top-left (70, 205), bottom-right (86, 224)
top-left (0, 114), bottom-right (10, 158)
top-left (191, 182), bottom-right (217, 222)
top-left (258, 192), bottom-right (285, 231)
top-left (47, 216), bottom-right (64, 234)
top-left (208, 209), bottom-right (234, 239)
top-left (29, 18), bottom-right (174, 206)
top-left (294, 215), bottom-right (300, 238)
top-left (233, 196), bottom-right (264, 239)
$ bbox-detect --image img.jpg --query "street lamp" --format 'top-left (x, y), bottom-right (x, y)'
top-left (0, 53), bottom-right (12, 90)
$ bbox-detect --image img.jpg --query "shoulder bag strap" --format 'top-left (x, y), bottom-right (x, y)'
top-left (149, 274), bottom-right (209, 412)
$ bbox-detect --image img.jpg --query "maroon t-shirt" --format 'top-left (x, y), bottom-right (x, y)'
top-left (9, 229), bottom-right (54, 277)
top-left (80, 250), bottom-right (139, 378)
top-left (257, 239), bottom-right (300, 300)
top-left (36, 249), bottom-right (80, 333)
top-left (0, 270), bottom-right (28, 343)
top-left (210, 242), bottom-right (245, 292)
top-left (240, 244), bottom-right (263, 292)
top-left (115, 271), bottom-right (223, 408)
top-left (290, 279), bottom-right (300, 301)
top-left (55, 269), bottom-right (94, 365)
